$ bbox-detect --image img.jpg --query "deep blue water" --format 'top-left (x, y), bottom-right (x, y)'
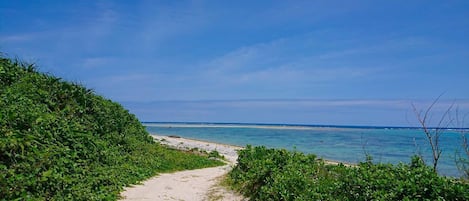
top-left (144, 122), bottom-right (466, 177)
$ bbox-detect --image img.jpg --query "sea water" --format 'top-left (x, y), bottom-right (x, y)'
top-left (144, 122), bottom-right (466, 177)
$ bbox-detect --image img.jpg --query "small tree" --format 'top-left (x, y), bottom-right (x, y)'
top-left (412, 96), bottom-right (453, 172)
top-left (454, 108), bottom-right (469, 178)
top-left (457, 129), bottom-right (469, 178)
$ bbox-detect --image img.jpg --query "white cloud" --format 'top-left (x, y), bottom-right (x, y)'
top-left (0, 34), bottom-right (35, 43)
top-left (81, 57), bottom-right (115, 69)
top-left (132, 2), bottom-right (209, 51)
top-left (88, 73), bottom-right (153, 88)
top-left (123, 98), bottom-right (469, 126)
top-left (198, 34), bottom-right (386, 88)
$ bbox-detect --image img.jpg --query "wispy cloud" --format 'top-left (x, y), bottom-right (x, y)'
top-left (2, 1), bottom-right (468, 126)
top-left (198, 33), bottom-right (389, 89)
top-left (81, 57), bottom-right (115, 69)
top-left (84, 73), bottom-right (157, 101)
top-left (140, 99), bottom-right (469, 110)
top-left (122, 99), bottom-right (469, 126)
top-left (0, 34), bottom-right (35, 43)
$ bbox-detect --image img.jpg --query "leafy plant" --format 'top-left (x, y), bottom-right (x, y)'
top-left (208, 150), bottom-right (224, 160)
top-left (228, 145), bottom-right (469, 201)
top-left (0, 55), bottom-right (223, 200)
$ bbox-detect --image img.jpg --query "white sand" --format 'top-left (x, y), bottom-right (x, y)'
top-left (120, 135), bottom-right (246, 201)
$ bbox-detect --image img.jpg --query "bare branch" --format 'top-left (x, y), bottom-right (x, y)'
top-left (454, 107), bottom-right (469, 178)
top-left (412, 94), bottom-right (450, 172)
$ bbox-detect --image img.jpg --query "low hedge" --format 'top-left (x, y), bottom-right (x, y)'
top-left (229, 145), bottom-right (468, 200)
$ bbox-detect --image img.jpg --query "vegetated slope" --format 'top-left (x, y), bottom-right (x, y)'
top-left (0, 55), bottom-right (223, 200)
top-left (229, 145), bottom-right (469, 201)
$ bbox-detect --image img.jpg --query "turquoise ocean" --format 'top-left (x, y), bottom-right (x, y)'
top-left (144, 122), bottom-right (466, 177)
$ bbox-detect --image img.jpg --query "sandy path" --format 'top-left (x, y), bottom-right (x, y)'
top-left (120, 135), bottom-right (246, 201)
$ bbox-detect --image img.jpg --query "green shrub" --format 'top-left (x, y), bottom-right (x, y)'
top-left (208, 150), bottom-right (224, 160)
top-left (0, 56), bottom-right (223, 200)
top-left (229, 146), bottom-right (469, 201)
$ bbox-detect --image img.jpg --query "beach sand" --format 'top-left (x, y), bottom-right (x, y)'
top-left (119, 135), bottom-right (246, 201)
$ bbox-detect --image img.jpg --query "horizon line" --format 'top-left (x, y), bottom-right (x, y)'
top-left (123, 98), bottom-right (469, 102)
top-left (141, 121), bottom-right (469, 130)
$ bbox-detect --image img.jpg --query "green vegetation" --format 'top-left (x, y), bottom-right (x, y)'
top-left (0, 55), bottom-right (223, 200)
top-left (186, 147), bottom-right (225, 161)
top-left (228, 145), bottom-right (469, 201)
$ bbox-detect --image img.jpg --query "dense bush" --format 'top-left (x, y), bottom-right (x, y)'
top-left (229, 145), bottom-right (469, 201)
top-left (0, 56), bottom-right (223, 200)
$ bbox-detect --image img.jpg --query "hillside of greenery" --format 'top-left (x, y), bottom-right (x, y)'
top-left (228, 145), bottom-right (468, 201)
top-left (0, 55), bottom-right (223, 200)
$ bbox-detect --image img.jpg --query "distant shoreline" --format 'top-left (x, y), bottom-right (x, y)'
top-left (142, 121), bottom-right (468, 130)
top-left (145, 122), bottom-right (465, 177)
top-left (151, 134), bottom-right (353, 166)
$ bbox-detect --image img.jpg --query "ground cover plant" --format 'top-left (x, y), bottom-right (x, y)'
top-left (228, 145), bottom-right (469, 201)
top-left (0, 55), bottom-right (224, 200)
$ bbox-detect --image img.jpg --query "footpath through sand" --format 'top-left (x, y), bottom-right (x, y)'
top-left (120, 135), bottom-right (246, 201)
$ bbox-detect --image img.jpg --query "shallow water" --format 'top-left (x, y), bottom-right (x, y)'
top-left (144, 122), bottom-right (466, 177)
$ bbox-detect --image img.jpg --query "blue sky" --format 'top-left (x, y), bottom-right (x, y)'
top-left (1, 0), bottom-right (468, 126)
